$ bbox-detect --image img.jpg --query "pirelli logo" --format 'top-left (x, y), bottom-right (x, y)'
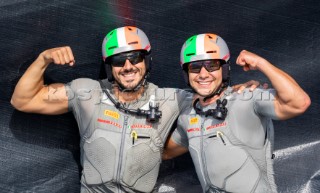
top-left (104, 110), bottom-right (120, 119)
top-left (190, 117), bottom-right (198, 125)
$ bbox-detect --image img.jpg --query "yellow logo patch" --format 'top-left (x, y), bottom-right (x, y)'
top-left (190, 117), bottom-right (198, 125)
top-left (104, 110), bottom-right (120, 119)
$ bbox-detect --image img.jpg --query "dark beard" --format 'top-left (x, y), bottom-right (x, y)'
top-left (115, 69), bottom-right (146, 92)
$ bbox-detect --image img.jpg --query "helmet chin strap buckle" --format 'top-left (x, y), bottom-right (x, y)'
top-left (193, 98), bottom-right (228, 120)
top-left (137, 102), bottom-right (162, 123)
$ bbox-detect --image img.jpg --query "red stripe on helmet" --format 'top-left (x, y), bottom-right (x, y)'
top-left (144, 44), bottom-right (151, 51)
top-left (222, 53), bottom-right (230, 60)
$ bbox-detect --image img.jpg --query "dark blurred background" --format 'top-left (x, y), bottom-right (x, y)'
top-left (0, 1), bottom-right (319, 192)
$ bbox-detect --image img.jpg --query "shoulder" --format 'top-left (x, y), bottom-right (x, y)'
top-left (67, 78), bottom-right (100, 90)
top-left (178, 106), bottom-right (194, 121)
top-left (65, 78), bottom-right (103, 101)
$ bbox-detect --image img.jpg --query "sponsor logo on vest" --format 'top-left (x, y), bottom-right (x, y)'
top-left (190, 117), bottom-right (199, 125)
top-left (104, 110), bottom-right (120, 119)
top-left (187, 128), bottom-right (201, 133)
top-left (97, 118), bottom-right (122, 128)
top-left (187, 122), bottom-right (226, 133)
top-left (206, 122), bottom-right (227, 131)
top-left (131, 124), bottom-right (153, 129)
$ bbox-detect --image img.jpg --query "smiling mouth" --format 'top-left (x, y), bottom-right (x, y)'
top-left (197, 81), bottom-right (212, 85)
top-left (122, 72), bottom-right (136, 77)
top-left (120, 69), bottom-right (139, 77)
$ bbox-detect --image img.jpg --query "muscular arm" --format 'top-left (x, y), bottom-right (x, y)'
top-left (236, 50), bottom-right (311, 120)
top-left (162, 136), bottom-right (188, 160)
top-left (11, 46), bottom-right (75, 115)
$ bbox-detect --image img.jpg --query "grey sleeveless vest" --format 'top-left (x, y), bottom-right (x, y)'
top-left (176, 88), bottom-right (277, 193)
top-left (67, 78), bottom-right (192, 193)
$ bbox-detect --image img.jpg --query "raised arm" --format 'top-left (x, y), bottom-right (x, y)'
top-left (236, 50), bottom-right (311, 120)
top-left (11, 46), bottom-right (75, 115)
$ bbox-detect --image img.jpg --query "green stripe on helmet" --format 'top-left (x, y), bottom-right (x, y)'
top-left (105, 29), bottom-right (119, 57)
top-left (183, 35), bottom-right (197, 64)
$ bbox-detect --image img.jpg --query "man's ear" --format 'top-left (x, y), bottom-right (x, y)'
top-left (144, 52), bottom-right (152, 72)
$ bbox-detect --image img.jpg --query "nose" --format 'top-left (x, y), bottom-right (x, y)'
top-left (123, 59), bottom-right (134, 69)
top-left (198, 66), bottom-right (210, 79)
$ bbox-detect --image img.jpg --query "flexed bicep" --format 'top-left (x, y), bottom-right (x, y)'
top-left (11, 46), bottom-right (75, 115)
top-left (17, 83), bottom-right (69, 115)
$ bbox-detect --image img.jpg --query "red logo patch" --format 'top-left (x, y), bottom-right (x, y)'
top-left (97, 118), bottom-right (122, 128)
top-left (131, 124), bottom-right (153, 129)
top-left (187, 128), bottom-right (201, 133)
top-left (206, 122), bottom-right (227, 131)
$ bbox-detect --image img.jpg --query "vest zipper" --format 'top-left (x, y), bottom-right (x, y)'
top-left (201, 120), bottom-right (228, 192)
top-left (116, 115), bottom-right (129, 193)
top-left (200, 117), bottom-right (212, 191)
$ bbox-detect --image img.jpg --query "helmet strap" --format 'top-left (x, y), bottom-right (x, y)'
top-left (105, 62), bottom-right (114, 82)
top-left (202, 82), bottom-right (227, 102)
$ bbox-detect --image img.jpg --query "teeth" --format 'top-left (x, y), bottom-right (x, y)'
top-left (123, 72), bottom-right (135, 77)
top-left (198, 82), bottom-right (210, 85)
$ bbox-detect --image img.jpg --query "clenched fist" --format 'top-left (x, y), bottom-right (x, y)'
top-left (40, 46), bottom-right (75, 66)
top-left (236, 50), bottom-right (266, 71)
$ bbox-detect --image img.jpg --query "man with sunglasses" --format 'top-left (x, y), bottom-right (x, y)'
top-left (11, 26), bottom-right (259, 193)
top-left (163, 33), bottom-right (311, 193)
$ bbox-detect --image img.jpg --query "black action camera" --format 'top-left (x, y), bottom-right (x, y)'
top-left (193, 99), bottom-right (228, 120)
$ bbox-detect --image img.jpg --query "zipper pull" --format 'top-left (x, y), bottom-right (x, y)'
top-left (131, 130), bottom-right (138, 145)
top-left (217, 131), bottom-right (226, 145)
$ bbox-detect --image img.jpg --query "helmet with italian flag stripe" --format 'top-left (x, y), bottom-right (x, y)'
top-left (102, 26), bottom-right (152, 83)
top-left (102, 26), bottom-right (151, 61)
top-left (180, 33), bottom-right (230, 86)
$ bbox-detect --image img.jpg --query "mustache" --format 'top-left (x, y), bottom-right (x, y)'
top-left (120, 68), bottom-right (139, 74)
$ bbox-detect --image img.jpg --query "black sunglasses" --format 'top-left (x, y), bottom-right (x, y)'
top-left (186, 59), bottom-right (225, 73)
top-left (109, 51), bottom-right (145, 67)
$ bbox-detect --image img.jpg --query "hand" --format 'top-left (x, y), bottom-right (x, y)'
top-left (232, 80), bottom-right (260, 93)
top-left (40, 46), bottom-right (75, 66)
top-left (236, 50), bottom-right (265, 71)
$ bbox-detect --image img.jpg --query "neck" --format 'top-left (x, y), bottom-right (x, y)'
top-left (113, 84), bottom-right (145, 103)
top-left (197, 89), bottom-right (225, 106)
